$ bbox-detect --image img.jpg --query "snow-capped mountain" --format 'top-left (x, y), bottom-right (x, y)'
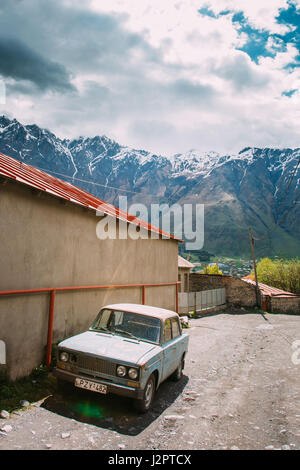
top-left (0, 116), bottom-right (299, 257)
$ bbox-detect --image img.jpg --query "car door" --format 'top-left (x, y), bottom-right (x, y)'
top-left (171, 317), bottom-right (184, 367)
top-left (161, 318), bottom-right (180, 381)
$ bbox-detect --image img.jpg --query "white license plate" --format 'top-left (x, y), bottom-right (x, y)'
top-left (75, 378), bottom-right (107, 394)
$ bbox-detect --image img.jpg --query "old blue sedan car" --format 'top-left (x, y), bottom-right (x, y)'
top-left (54, 303), bottom-right (189, 412)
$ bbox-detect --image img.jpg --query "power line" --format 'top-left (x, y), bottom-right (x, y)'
top-left (34, 164), bottom-right (193, 206)
top-left (32, 165), bottom-right (153, 196)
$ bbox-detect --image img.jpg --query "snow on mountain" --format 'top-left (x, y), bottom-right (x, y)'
top-left (0, 115), bottom-right (299, 257)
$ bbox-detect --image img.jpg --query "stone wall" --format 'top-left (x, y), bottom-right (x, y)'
top-left (269, 296), bottom-right (300, 314)
top-left (190, 274), bottom-right (300, 314)
top-left (189, 273), bottom-right (258, 308)
top-left (189, 273), bottom-right (224, 291)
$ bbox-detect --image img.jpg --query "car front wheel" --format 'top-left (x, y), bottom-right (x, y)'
top-left (135, 374), bottom-right (155, 413)
top-left (57, 378), bottom-right (72, 394)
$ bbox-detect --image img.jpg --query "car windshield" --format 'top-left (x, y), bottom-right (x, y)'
top-left (90, 309), bottom-right (161, 344)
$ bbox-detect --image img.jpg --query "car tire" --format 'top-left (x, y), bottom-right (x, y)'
top-left (134, 374), bottom-right (155, 413)
top-left (171, 357), bottom-right (184, 382)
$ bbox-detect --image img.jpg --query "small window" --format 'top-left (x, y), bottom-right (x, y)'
top-left (113, 310), bottom-right (123, 326)
top-left (163, 319), bottom-right (172, 343)
top-left (171, 318), bottom-right (180, 338)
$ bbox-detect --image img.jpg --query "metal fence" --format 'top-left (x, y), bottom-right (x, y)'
top-left (178, 288), bottom-right (226, 315)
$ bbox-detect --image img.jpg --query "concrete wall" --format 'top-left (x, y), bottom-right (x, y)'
top-left (0, 180), bottom-right (178, 380)
top-left (189, 273), bottom-right (257, 308)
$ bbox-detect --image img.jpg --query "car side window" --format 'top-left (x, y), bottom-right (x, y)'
top-left (171, 318), bottom-right (181, 338)
top-left (163, 319), bottom-right (172, 343)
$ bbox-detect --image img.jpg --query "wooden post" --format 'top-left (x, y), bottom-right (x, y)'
top-left (249, 228), bottom-right (260, 307)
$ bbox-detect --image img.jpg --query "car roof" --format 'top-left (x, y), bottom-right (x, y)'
top-left (102, 303), bottom-right (178, 320)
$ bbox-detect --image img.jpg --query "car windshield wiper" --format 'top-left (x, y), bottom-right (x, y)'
top-left (90, 326), bottom-right (112, 333)
top-left (114, 328), bottom-right (139, 341)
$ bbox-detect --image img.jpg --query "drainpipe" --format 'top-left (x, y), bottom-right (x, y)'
top-left (142, 285), bottom-right (146, 305)
top-left (46, 290), bottom-right (56, 368)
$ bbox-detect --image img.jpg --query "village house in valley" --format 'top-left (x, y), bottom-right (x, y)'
top-left (0, 153), bottom-right (180, 381)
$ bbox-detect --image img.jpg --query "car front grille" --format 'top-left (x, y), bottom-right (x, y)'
top-left (76, 355), bottom-right (116, 376)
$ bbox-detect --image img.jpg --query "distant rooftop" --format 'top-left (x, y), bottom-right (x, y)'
top-left (178, 255), bottom-right (194, 269)
top-left (242, 278), bottom-right (298, 297)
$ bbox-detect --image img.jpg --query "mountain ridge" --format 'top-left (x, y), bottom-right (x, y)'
top-left (0, 115), bottom-right (299, 257)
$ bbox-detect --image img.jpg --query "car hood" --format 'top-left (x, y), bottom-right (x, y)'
top-left (58, 330), bottom-right (159, 365)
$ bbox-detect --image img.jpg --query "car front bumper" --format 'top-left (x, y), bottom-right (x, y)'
top-left (54, 367), bottom-right (144, 399)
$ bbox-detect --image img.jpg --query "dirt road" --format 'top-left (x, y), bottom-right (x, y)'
top-left (0, 311), bottom-right (299, 450)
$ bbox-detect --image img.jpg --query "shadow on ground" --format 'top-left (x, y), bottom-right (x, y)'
top-left (41, 375), bottom-right (189, 436)
top-left (194, 308), bottom-right (269, 321)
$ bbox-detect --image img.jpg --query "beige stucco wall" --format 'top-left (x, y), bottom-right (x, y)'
top-left (178, 267), bottom-right (190, 292)
top-left (0, 180), bottom-right (178, 380)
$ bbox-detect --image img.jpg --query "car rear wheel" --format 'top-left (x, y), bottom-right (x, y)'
top-left (134, 374), bottom-right (155, 413)
top-left (171, 357), bottom-right (184, 382)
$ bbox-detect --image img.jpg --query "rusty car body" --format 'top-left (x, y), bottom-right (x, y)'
top-left (54, 303), bottom-right (189, 412)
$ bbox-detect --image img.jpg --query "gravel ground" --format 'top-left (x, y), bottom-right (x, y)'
top-left (0, 311), bottom-right (299, 450)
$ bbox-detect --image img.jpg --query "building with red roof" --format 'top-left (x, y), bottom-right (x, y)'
top-left (0, 152), bottom-right (180, 380)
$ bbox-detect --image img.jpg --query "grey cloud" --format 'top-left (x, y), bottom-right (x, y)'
top-left (0, 0), bottom-right (221, 154)
top-left (0, 36), bottom-right (75, 92)
top-left (0, 0), bottom-right (213, 106)
top-left (129, 120), bottom-right (176, 141)
top-left (170, 79), bottom-right (216, 104)
top-left (0, 1), bottom-right (162, 78)
top-left (212, 54), bottom-right (269, 90)
top-left (76, 75), bottom-right (217, 122)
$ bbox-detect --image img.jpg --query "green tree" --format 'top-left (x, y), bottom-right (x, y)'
top-left (254, 258), bottom-right (300, 294)
top-left (256, 257), bottom-right (276, 286)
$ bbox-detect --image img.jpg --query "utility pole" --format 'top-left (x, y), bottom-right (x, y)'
top-left (249, 227), bottom-right (260, 307)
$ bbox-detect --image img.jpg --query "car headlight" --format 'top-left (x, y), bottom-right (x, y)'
top-left (117, 365), bottom-right (127, 377)
top-left (128, 368), bottom-right (138, 380)
top-left (60, 351), bottom-right (69, 362)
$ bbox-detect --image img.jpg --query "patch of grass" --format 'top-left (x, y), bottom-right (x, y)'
top-left (0, 365), bottom-right (56, 413)
top-left (266, 311), bottom-right (300, 316)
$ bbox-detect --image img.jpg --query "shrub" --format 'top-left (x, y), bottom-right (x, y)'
top-left (202, 264), bottom-right (223, 275)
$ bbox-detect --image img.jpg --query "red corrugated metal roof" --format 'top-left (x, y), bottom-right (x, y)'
top-left (0, 152), bottom-right (181, 241)
top-left (242, 278), bottom-right (298, 297)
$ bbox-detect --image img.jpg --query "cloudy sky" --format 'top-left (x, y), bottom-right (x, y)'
top-left (0, 0), bottom-right (299, 155)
